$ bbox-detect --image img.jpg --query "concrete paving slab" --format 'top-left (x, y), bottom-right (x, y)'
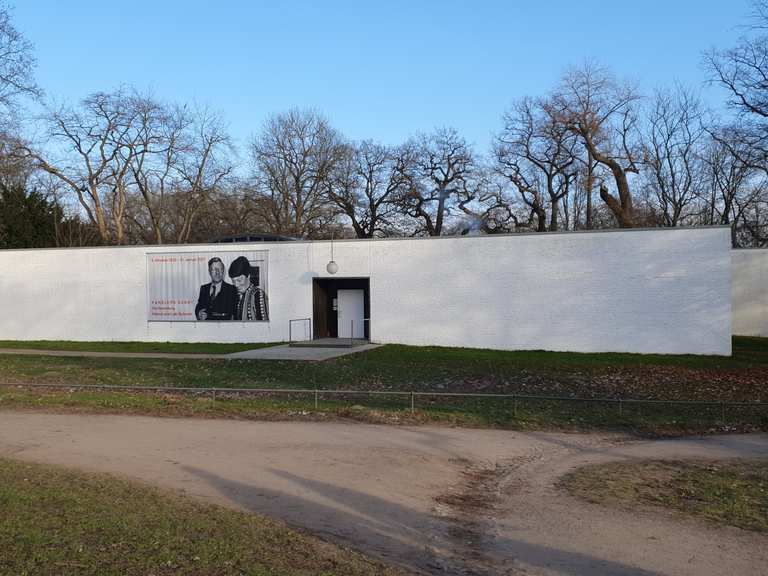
top-left (225, 343), bottom-right (381, 361)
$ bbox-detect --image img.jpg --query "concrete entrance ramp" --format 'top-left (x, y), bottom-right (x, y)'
top-left (226, 342), bottom-right (381, 361)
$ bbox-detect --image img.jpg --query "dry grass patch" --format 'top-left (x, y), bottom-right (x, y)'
top-left (0, 457), bottom-right (407, 576)
top-left (561, 459), bottom-right (768, 532)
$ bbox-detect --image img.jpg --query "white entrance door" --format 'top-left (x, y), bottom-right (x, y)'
top-left (337, 289), bottom-right (365, 338)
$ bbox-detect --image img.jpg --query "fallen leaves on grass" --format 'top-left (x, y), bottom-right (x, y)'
top-left (561, 459), bottom-right (768, 532)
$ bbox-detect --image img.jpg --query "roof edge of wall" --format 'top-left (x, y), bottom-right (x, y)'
top-left (0, 224), bottom-right (732, 253)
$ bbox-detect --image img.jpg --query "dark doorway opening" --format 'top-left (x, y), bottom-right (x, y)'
top-left (312, 277), bottom-right (370, 339)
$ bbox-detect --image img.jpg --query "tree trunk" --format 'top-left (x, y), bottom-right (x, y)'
top-left (434, 185), bottom-right (447, 236)
top-left (599, 184), bottom-right (634, 228)
top-left (549, 201), bottom-right (559, 231)
top-left (585, 150), bottom-right (594, 230)
top-left (583, 136), bottom-right (634, 227)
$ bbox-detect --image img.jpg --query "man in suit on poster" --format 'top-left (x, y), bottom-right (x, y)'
top-left (195, 257), bottom-right (237, 320)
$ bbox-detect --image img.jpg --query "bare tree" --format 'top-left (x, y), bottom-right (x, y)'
top-left (177, 182), bottom-right (272, 243)
top-left (569, 148), bottom-right (600, 230)
top-left (17, 90), bottom-right (142, 243)
top-left (0, 2), bottom-right (39, 122)
top-left (168, 107), bottom-right (233, 243)
top-left (126, 97), bottom-right (178, 244)
top-left (705, 1), bottom-right (768, 176)
top-left (455, 170), bottom-right (518, 234)
top-left (391, 127), bottom-right (473, 236)
top-left (706, 1), bottom-right (768, 119)
top-left (16, 89), bottom-right (233, 245)
top-left (702, 135), bottom-right (764, 245)
top-left (49, 194), bottom-right (100, 248)
top-left (125, 101), bottom-right (233, 244)
top-left (496, 97), bottom-right (578, 232)
top-left (702, 0), bottom-right (768, 245)
top-left (250, 109), bottom-right (342, 238)
top-left (547, 64), bottom-right (642, 227)
top-left (642, 87), bottom-right (708, 226)
top-left (737, 184), bottom-right (768, 245)
top-left (325, 140), bottom-right (403, 237)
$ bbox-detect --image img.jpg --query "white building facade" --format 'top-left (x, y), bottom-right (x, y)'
top-left (0, 227), bottom-right (734, 355)
top-left (732, 248), bottom-right (768, 338)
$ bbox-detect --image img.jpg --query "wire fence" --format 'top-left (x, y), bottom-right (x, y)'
top-left (3, 382), bottom-right (768, 427)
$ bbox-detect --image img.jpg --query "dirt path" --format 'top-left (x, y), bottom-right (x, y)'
top-left (0, 412), bottom-right (765, 575)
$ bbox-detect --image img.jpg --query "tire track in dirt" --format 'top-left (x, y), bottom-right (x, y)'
top-left (431, 446), bottom-right (551, 575)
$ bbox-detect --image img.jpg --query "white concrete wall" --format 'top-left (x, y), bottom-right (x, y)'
top-left (732, 249), bottom-right (768, 337)
top-left (0, 227), bottom-right (733, 354)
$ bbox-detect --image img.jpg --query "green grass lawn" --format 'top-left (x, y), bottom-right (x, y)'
top-left (561, 459), bottom-right (768, 532)
top-left (0, 337), bottom-right (765, 398)
top-left (0, 335), bottom-right (765, 366)
top-left (0, 457), bottom-right (403, 576)
top-left (0, 340), bottom-right (279, 354)
top-left (0, 336), bottom-right (766, 435)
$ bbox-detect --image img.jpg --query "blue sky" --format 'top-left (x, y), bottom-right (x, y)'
top-left (14, 1), bottom-right (752, 152)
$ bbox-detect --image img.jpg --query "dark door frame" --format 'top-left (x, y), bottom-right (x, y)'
top-left (312, 277), bottom-right (370, 339)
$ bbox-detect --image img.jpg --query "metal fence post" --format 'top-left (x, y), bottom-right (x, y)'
top-left (12, 382), bottom-right (768, 430)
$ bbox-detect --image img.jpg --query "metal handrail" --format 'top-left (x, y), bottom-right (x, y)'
top-left (348, 318), bottom-right (370, 345)
top-left (288, 317), bottom-right (311, 343)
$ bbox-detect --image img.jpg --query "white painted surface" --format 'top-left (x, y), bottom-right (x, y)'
top-left (0, 227), bottom-right (732, 354)
top-left (732, 249), bottom-right (768, 337)
top-left (338, 289), bottom-right (365, 338)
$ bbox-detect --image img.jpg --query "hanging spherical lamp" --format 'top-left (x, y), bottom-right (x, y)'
top-left (326, 232), bottom-right (338, 274)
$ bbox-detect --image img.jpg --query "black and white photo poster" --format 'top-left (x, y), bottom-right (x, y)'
top-left (147, 251), bottom-right (269, 322)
